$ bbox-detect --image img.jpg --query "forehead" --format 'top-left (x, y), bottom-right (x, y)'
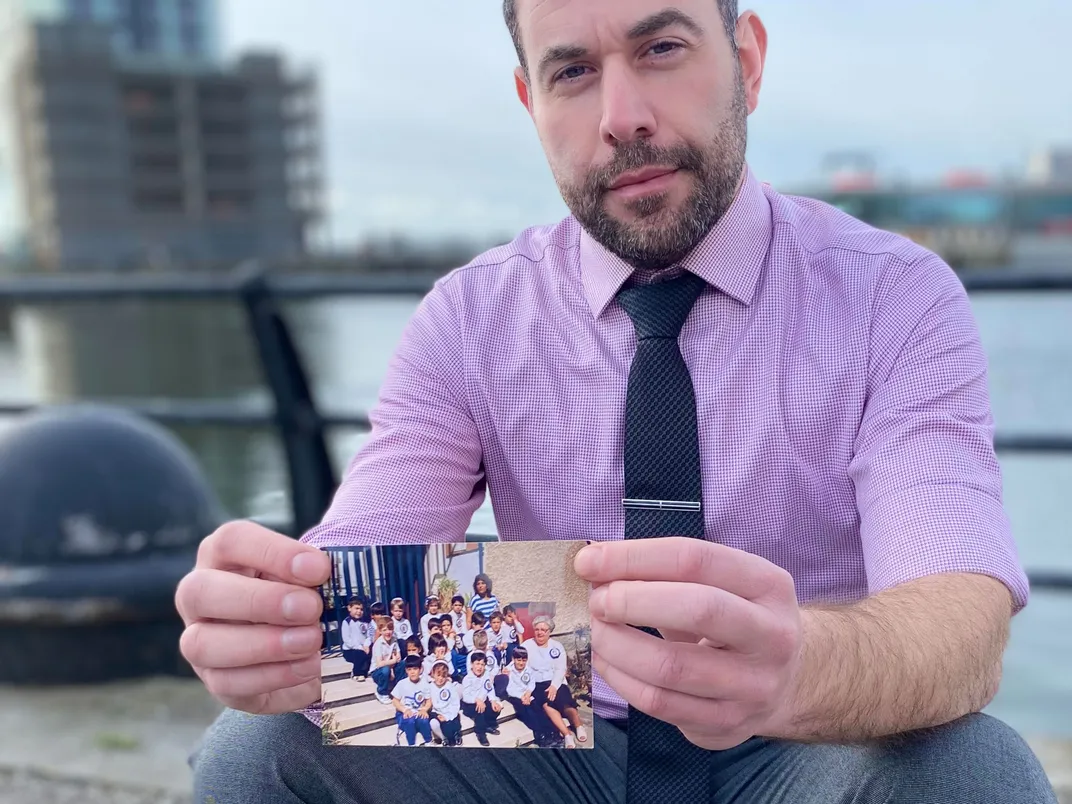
top-left (518, 0), bottom-right (715, 50)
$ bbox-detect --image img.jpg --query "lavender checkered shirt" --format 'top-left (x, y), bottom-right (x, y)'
top-left (301, 166), bottom-right (1029, 724)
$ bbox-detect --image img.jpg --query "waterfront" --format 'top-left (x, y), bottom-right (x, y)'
top-left (0, 291), bottom-right (1069, 738)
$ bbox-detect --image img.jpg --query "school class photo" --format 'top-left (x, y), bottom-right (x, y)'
top-left (318, 540), bottom-right (594, 749)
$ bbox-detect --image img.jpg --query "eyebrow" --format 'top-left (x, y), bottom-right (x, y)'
top-left (535, 7), bottom-right (706, 83)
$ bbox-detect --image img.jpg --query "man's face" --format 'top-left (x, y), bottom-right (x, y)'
top-left (514, 0), bottom-right (762, 271)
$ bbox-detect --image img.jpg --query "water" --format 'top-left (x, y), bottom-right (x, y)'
top-left (0, 291), bottom-right (1069, 737)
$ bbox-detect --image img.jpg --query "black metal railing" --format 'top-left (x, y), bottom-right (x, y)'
top-left (0, 262), bottom-right (1069, 591)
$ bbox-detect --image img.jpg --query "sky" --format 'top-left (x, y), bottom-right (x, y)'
top-left (2, 1), bottom-right (1070, 252)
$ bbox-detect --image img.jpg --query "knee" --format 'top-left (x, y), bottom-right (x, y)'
top-left (191, 709), bottom-right (313, 801)
top-left (871, 714), bottom-right (1056, 803)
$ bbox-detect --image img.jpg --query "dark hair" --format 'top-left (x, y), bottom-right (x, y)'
top-left (438, 613), bottom-right (454, 626)
top-left (370, 601), bottom-right (386, 617)
top-left (403, 654), bottom-right (423, 670)
top-left (425, 595), bottom-right (439, 607)
top-left (404, 636), bottom-right (423, 656)
top-left (470, 651), bottom-right (487, 665)
top-left (502, 605), bottom-right (516, 615)
top-left (346, 597), bottom-right (363, 608)
top-left (427, 619), bottom-right (442, 630)
top-left (473, 573), bottom-right (494, 597)
top-left (427, 634), bottom-right (449, 654)
top-left (503, 0), bottom-right (739, 75)
top-left (471, 611), bottom-right (487, 627)
top-left (512, 646), bottom-right (528, 660)
top-left (490, 610), bottom-right (503, 623)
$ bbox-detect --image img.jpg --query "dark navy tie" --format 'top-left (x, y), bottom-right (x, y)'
top-left (617, 271), bottom-right (711, 803)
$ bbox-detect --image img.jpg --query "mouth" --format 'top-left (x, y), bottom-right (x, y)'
top-left (608, 166), bottom-right (679, 191)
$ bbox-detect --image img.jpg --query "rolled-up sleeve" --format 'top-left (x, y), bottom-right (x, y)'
top-left (849, 254), bottom-right (1029, 612)
top-left (300, 274), bottom-right (485, 548)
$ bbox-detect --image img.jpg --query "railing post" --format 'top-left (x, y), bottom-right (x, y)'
top-left (236, 263), bottom-right (337, 536)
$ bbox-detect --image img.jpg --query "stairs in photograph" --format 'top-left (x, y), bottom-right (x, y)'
top-left (321, 653), bottom-right (535, 748)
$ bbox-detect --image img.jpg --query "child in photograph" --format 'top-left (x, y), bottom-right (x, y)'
top-left (448, 623), bottom-right (468, 683)
top-left (403, 636), bottom-right (423, 660)
top-left (369, 601), bottom-right (386, 620)
top-left (389, 597), bottom-right (414, 642)
top-left (449, 595), bottom-right (468, 637)
top-left (418, 594), bottom-right (440, 638)
top-left (340, 597), bottom-right (371, 681)
top-left (486, 610), bottom-right (510, 667)
top-left (504, 647), bottom-right (554, 746)
top-left (369, 617), bottom-right (401, 705)
top-left (439, 614), bottom-right (463, 654)
top-left (462, 611), bottom-right (488, 651)
top-left (468, 573), bottom-right (500, 627)
top-left (427, 660), bottom-right (464, 747)
top-left (390, 655), bottom-right (433, 746)
top-left (461, 651), bottom-right (502, 746)
top-left (466, 629), bottom-right (499, 676)
top-left (421, 634), bottom-right (451, 681)
top-left (420, 619), bottom-right (442, 654)
top-left (502, 605), bottom-right (525, 663)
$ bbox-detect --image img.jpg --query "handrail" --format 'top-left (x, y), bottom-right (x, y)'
top-left (0, 262), bottom-right (1070, 592)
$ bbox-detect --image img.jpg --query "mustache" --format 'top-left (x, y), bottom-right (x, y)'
top-left (587, 141), bottom-right (705, 192)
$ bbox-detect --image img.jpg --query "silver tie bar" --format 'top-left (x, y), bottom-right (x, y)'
top-left (622, 498), bottom-right (701, 511)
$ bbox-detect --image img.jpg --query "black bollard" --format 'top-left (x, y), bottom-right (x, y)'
top-left (0, 404), bottom-right (227, 684)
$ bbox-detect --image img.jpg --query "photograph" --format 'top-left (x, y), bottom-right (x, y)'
top-left (318, 540), bottom-right (594, 749)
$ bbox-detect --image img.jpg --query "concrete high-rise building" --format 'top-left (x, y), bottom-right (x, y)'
top-left (0, 0), bottom-right (322, 270)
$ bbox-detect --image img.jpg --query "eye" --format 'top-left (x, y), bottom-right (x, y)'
top-left (553, 64), bottom-right (591, 84)
top-left (646, 40), bottom-right (684, 58)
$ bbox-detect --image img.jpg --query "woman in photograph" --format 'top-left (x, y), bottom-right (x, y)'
top-left (521, 615), bottom-right (587, 749)
top-left (468, 573), bottom-right (500, 628)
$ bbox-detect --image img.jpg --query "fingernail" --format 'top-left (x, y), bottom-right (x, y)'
top-left (282, 591), bottom-right (318, 622)
top-left (292, 551), bottom-right (326, 584)
top-left (575, 543), bottom-right (602, 577)
top-left (589, 585), bottom-right (607, 619)
top-left (282, 627), bottom-right (320, 653)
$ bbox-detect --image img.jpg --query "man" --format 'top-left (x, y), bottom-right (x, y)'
top-left (178, 1), bottom-right (1058, 802)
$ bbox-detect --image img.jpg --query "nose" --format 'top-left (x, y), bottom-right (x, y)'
top-left (599, 64), bottom-right (657, 146)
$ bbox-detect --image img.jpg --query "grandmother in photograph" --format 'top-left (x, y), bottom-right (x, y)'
top-left (520, 615), bottom-right (588, 749)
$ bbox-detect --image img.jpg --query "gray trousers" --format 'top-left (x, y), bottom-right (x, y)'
top-left (190, 709), bottom-right (1058, 803)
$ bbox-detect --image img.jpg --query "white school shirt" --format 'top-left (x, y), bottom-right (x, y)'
top-left (429, 681), bottom-right (462, 721)
top-left (391, 617), bottom-right (414, 641)
top-left (505, 664), bottom-right (536, 699)
top-left (465, 650), bottom-right (498, 677)
top-left (391, 677), bottom-right (432, 713)
top-left (372, 636), bottom-right (399, 668)
top-left (520, 638), bottom-right (567, 689)
top-left (462, 671), bottom-right (500, 704)
top-left (506, 620), bottom-right (525, 644)
top-left (341, 618), bottom-right (370, 650)
top-left (450, 610), bottom-right (468, 635)
top-left (486, 624), bottom-right (510, 652)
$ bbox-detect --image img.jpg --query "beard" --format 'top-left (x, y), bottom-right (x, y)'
top-left (557, 76), bottom-right (749, 272)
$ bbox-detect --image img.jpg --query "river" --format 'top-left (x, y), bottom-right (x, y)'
top-left (0, 290), bottom-right (1069, 738)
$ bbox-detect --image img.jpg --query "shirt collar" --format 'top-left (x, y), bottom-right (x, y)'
top-left (577, 163), bottom-right (772, 318)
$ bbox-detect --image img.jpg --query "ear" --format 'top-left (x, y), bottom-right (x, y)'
top-left (735, 11), bottom-right (768, 114)
top-left (514, 66), bottom-right (533, 114)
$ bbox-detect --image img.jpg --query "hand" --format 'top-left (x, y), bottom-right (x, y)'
top-left (575, 538), bottom-right (802, 750)
top-left (175, 521), bottom-right (331, 714)
top-left (475, 699), bottom-right (485, 713)
top-left (417, 710), bottom-right (429, 719)
top-left (491, 701), bottom-right (502, 712)
top-left (404, 708), bottom-right (415, 718)
top-left (521, 691), bottom-right (532, 705)
top-left (546, 684), bottom-right (558, 702)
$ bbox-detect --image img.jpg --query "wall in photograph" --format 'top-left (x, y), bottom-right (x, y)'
top-left (484, 541), bottom-right (588, 633)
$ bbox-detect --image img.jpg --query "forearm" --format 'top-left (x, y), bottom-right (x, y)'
top-left (766, 572), bottom-right (1012, 743)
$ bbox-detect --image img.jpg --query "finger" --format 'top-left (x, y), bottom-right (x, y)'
top-left (197, 520), bottom-right (331, 586)
top-left (175, 568), bottom-right (324, 626)
top-left (591, 618), bottom-right (768, 701)
top-left (590, 581), bottom-right (773, 653)
top-left (214, 676), bottom-right (324, 716)
top-left (575, 539), bottom-right (794, 603)
top-left (201, 655), bottom-right (322, 709)
top-left (592, 649), bottom-right (748, 745)
top-left (180, 622), bottom-right (322, 669)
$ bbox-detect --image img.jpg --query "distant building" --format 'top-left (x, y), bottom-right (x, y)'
top-left (0, 1), bottom-right (322, 270)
